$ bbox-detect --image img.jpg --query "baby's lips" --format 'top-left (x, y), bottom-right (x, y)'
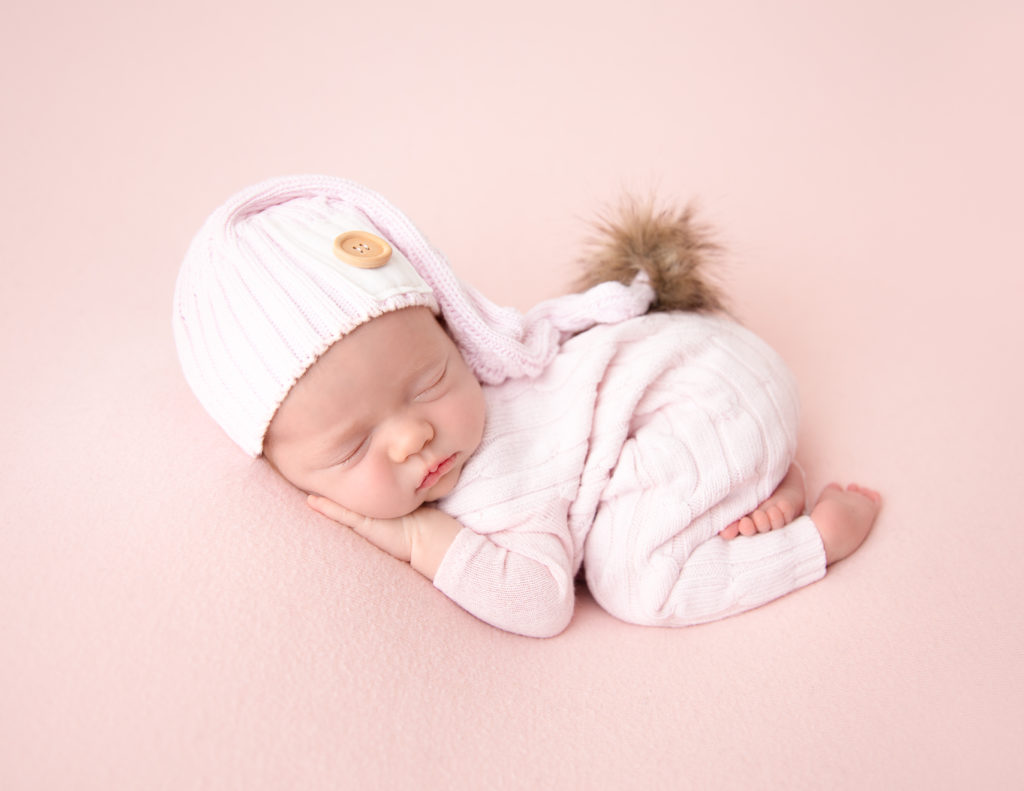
top-left (418, 453), bottom-right (456, 490)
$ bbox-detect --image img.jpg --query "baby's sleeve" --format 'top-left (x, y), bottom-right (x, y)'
top-left (432, 527), bottom-right (576, 639)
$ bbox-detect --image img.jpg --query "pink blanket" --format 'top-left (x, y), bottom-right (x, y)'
top-left (2, 1), bottom-right (1022, 788)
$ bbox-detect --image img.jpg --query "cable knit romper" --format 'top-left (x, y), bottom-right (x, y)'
top-left (435, 299), bottom-right (827, 638)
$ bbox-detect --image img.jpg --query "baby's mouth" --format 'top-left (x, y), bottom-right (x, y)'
top-left (418, 454), bottom-right (457, 491)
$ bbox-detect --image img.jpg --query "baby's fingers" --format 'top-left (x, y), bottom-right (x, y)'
top-left (307, 494), bottom-right (365, 528)
top-left (306, 495), bottom-right (412, 562)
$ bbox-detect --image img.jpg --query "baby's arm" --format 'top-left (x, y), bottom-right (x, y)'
top-left (306, 497), bottom-right (460, 580)
top-left (308, 495), bottom-right (576, 637)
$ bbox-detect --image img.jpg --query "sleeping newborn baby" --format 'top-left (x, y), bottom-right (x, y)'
top-left (173, 175), bottom-right (880, 637)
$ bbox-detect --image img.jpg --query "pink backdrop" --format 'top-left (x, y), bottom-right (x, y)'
top-left (3, 1), bottom-right (1022, 788)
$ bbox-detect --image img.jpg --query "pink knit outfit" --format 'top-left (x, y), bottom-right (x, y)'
top-left (435, 310), bottom-right (826, 638)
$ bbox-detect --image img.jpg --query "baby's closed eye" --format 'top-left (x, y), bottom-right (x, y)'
top-left (414, 364), bottom-right (449, 401)
top-left (331, 436), bottom-right (369, 467)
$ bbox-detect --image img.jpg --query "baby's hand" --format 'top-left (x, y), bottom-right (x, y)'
top-left (307, 495), bottom-right (416, 561)
top-left (306, 495), bottom-right (460, 579)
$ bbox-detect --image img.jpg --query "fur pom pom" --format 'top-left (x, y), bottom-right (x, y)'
top-left (575, 198), bottom-right (725, 313)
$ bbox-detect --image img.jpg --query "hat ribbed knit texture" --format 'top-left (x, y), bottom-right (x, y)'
top-left (173, 175), bottom-right (574, 457)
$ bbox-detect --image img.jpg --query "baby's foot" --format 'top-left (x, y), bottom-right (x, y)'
top-left (719, 464), bottom-right (806, 540)
top-left (810, 483), bottom-right (882, 564)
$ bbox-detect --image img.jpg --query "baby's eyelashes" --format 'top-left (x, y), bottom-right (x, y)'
top-left (414, 364), bottom-right (449, 401)
top-left (331, 436), bottom-right (369, 467)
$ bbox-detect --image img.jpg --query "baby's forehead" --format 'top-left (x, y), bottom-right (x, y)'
top-left (293, 307), bottom-right (451, 398)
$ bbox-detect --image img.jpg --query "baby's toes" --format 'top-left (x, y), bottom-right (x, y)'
top-left (738, 516), bottom-right (758, 536)
top-left (766, 504), bottom-right (788, 530)
top-left (847, 483), bottom-right (882, 504)
top-left (752, 510), bottom-right (773, 534)
top-left (779, 500), bottom-right (800, 524)
top-left (719, 522), bottom-right (741, 540)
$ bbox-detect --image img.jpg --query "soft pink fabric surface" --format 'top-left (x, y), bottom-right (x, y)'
top-left (2, 1), bottom-right (1021, 789)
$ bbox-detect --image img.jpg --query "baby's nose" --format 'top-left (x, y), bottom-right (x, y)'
top-left (386, 415), bottom-right (434, 463)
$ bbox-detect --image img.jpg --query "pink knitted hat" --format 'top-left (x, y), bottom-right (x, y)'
top-left (173, 174), bottom-right (627, 457)
top-left (173, 175), bottom-right (655, 456)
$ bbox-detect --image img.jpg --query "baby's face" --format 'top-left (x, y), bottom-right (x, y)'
top-left (264, 307), bottom-right (486, 519)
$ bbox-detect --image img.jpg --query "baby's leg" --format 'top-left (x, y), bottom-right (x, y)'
top-left (810, 483), bottom-right (881, 564)
top-left (719, 463), bottom-right (806, 540)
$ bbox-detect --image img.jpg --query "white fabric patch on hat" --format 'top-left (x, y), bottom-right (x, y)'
top-left (258, 206), bottom-right (435, 305)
